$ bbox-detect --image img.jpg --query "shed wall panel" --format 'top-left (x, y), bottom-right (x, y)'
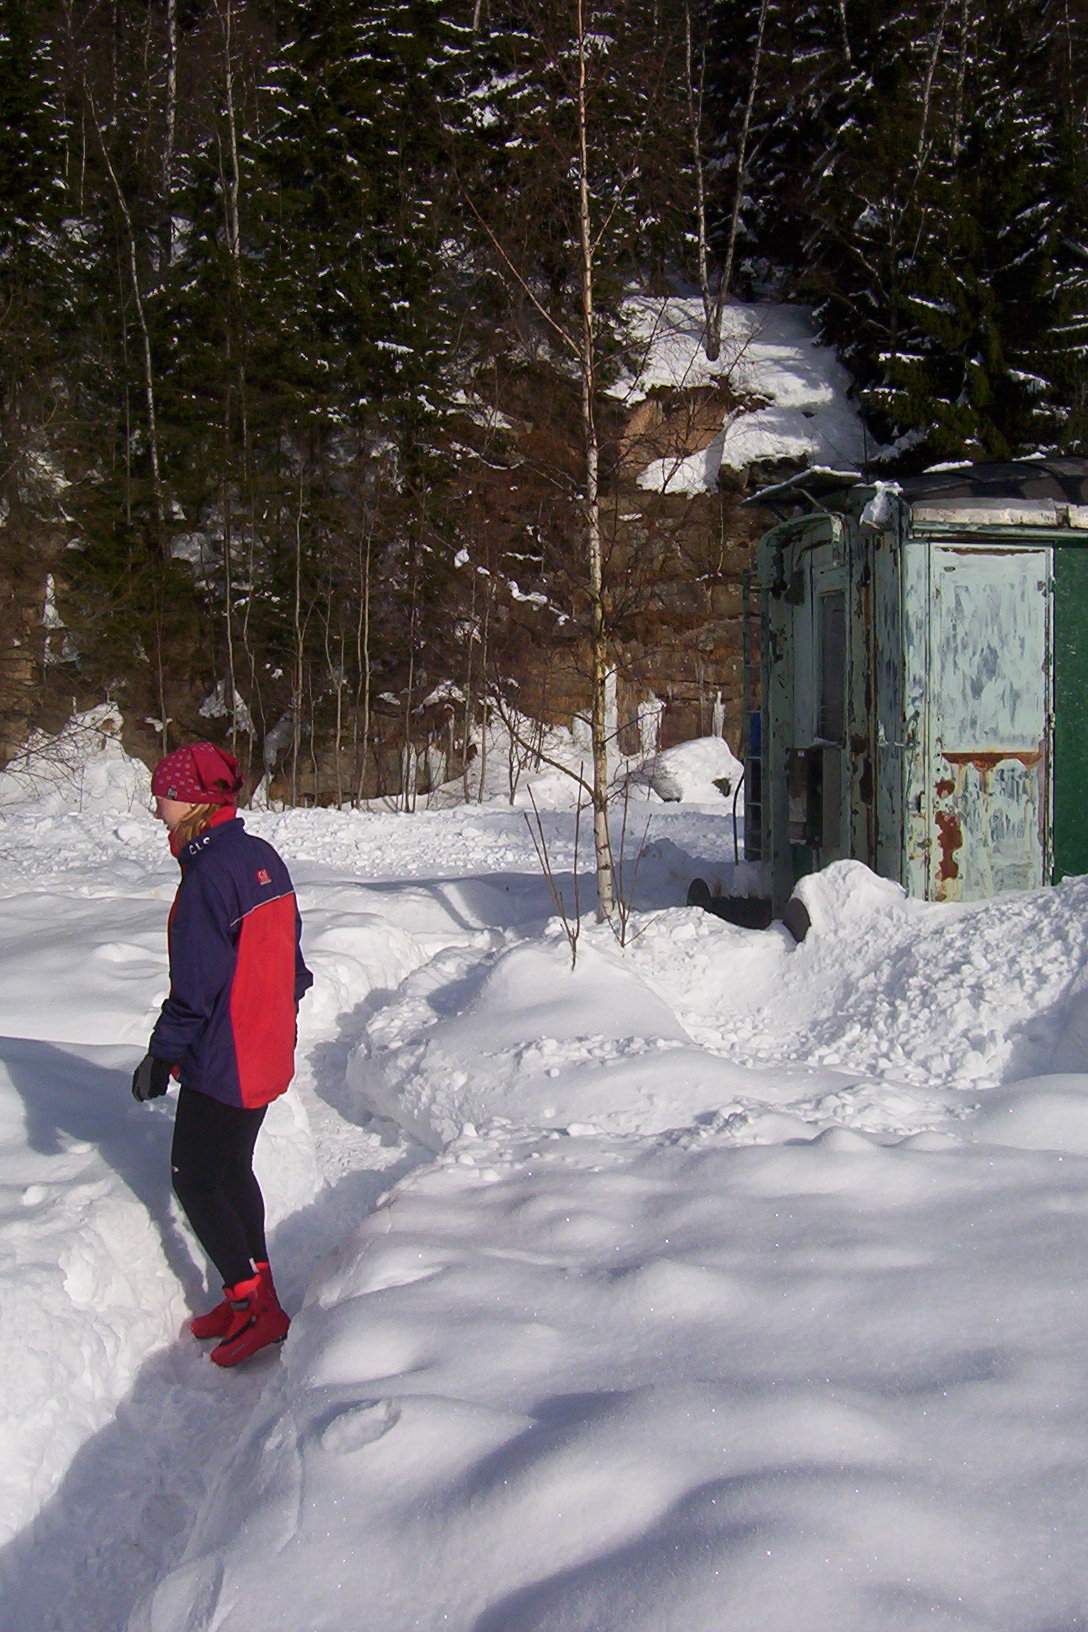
top-left (1053, 546), bottom-right (1088, 880)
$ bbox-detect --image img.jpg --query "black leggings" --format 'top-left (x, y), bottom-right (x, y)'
top-left (171, 1086), bottom-right (269, 1289)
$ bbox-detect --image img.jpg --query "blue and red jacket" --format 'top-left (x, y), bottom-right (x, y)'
top-left (150, 810), bottom-right (313, 1108)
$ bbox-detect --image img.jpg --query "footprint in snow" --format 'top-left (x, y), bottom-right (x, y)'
top-left (320, 1398), bottom-right (402, 1454)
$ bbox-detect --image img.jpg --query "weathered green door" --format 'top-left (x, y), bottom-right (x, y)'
top-left (927, 545), bottom-right (1051, 899)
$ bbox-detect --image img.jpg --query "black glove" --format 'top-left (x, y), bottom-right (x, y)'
top-left (132, 1053), bottom-right (173, 1102)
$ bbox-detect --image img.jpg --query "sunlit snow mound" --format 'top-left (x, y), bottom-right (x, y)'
top-left (0, 705), bottom-right (148, 818)
top-left (348, 857), bottom-right (1088, 1154)
top-left (422, 702), bottom-right (745, 814)
top-left (780, 862), bottom-right (1088, 1088)
top-left (347, 934), bottom-right (809, 1151)
top-left (498, 732), bottom-right (744, 812)
top-left (497, 732), bottom-right (743, 811)
top-left (632, 735), bottom-right (744, 805)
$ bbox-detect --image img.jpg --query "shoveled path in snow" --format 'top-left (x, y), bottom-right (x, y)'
top-left (0, 1043), bottom-right (425, 1632)
top-left (0, 795), bottom-right (676, 1631)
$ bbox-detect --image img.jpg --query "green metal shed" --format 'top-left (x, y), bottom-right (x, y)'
top-left (751, 458), bottom-right (1088, 911)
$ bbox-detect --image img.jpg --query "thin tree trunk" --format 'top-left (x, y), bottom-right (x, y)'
top-left (215, 0), bottom-right (258, 767)
top-left (462, 569), bottom-right (478, 804)
top-left (684, 5), bottom-right (714, 347)
top-left (575, 0), bottom-right (615, 923)
top-left (162, 0), bottom-right (177, 271)
top-left (334, 630), bottom-right (345, 806)
top-left (706, 0), bottom-right (769, 362)
top-left (222, 478), bottom-right (238, 746)
top-left (153, 581), bottom-right (170, 756)
top-left (216, 0), bottom-right (241, 733)
top-left (94, 108), bottom-right (167, 540)
top-left (354, 530), bottom-right (372, 805)
top-left (915, 0), bottom-right (950, 174)
top-left (402, 553), bottom-right (419, 813)
top-left (476, 587), bottom-right (491, 801)
top-left (291, 480), bottom-right (304, 805)
top-left (952, 0), bottom-right (971, 157)
top-left (321, 592), bottom-right (344, 806)
top-left (216, 0), bottom-right (242, 261)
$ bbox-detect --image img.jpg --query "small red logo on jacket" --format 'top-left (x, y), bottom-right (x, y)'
top-left (256, 868), bottom-right (271, 885)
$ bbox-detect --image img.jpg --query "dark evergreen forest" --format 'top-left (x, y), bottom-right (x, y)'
top-left (2, 0), bottom-right (1086, 797)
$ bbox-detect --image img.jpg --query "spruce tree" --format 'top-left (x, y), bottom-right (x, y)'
top-left (798, 0), bottom-right (1088, 467)
top-left (233, 0), bottom-right (478, 791)
top-left (0, 0), bottom-right (73, 749)
top-left (0, 0), bottom-right (70, 460)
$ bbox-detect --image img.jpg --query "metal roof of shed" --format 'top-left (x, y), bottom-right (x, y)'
top-left (899, 458), bottom-right (1088, 504)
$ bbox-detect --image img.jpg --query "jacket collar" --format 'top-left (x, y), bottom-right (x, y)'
top-left (174, 807), bottom-right (240, 865)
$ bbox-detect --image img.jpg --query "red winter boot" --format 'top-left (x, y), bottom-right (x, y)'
top-left (210, 1270), bottom-right (290, 1368)
top-left (190, 1261), bottom-right (277, 1341)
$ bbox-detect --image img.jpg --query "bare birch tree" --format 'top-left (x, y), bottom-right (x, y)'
top-left (459, 0), bottom-right (685, 922)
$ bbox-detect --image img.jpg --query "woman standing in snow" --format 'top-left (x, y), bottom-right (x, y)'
top-left (131, 741), bottom-right (313, 1367)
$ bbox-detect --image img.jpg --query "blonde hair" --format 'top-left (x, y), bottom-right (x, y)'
top-left (172, 803), bottom-right (219, 847)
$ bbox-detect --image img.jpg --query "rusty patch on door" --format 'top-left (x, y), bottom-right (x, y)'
top-left (935, 808), bottom-right (962, 883)
top-left (932, 745), bottom-right (1046, 899)
top-left (941, 749), bottom-right (1043, 778)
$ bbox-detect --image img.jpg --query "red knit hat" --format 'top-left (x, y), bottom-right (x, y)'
top-left (150, 742), bottom-right (242, 806)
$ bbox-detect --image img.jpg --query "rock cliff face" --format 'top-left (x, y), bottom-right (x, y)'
top-left (0, 386), bottom-right (792, 801)
top-left (508, 485), bottom-right (768, 756)
top-left (478, 374), bottom-right (780, 762)
top-left (455, 294), bottom-right (857, 768)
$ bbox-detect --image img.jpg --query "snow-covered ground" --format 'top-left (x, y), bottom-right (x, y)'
top-left (4, 718), bottom-right (1088, 1630)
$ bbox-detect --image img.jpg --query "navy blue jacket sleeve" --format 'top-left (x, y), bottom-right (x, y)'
top-left (295, 904), bottom-right (313, 1006)
top-left (149, 868), bottom-right (236, 1062)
